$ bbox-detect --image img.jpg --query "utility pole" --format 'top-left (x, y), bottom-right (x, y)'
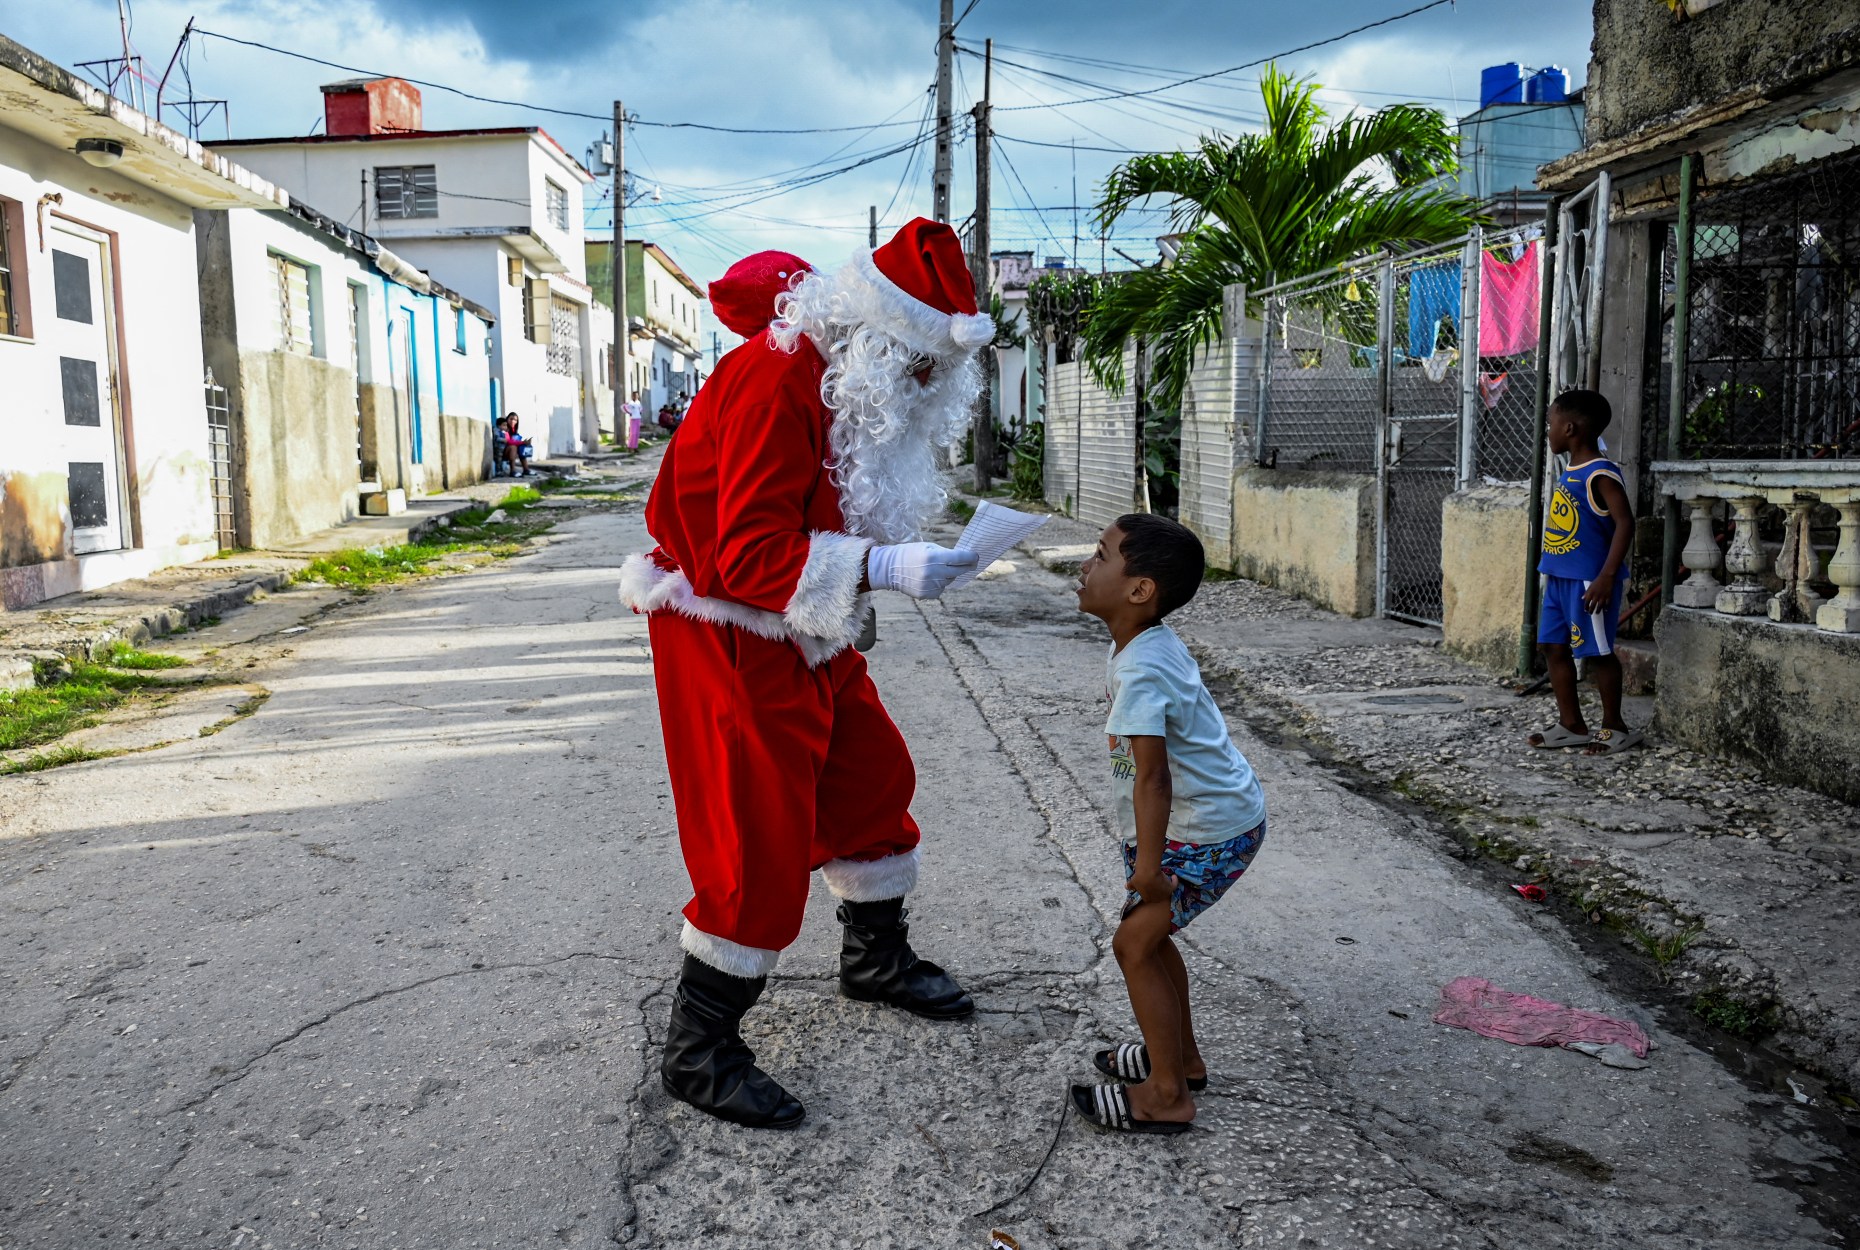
top-left (932, 0), bottom-right (954, 223)
top-left (970, 39), bottom-right (994, 493)
top-left (612, 100), bottom-right (627, 451)
top-left (869, 205), bottom-right (878, 249)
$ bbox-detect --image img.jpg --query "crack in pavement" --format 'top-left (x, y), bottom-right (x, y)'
top-left (160, 951), bottom-right (641, 1118)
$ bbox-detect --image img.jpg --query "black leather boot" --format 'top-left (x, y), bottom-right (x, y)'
top-left (837, 897), bottom-right (975, 1019)
top-left (660, 955), bottom-right (805, 1129)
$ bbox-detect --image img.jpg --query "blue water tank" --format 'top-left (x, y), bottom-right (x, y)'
top-left (1527, 66), bottom-right (1570, 104)
top-left (1480, 63), bottom-right (1526, 109)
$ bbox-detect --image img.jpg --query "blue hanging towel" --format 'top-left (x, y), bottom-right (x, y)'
top-left (1407, 263), bottom-right (1462, 358)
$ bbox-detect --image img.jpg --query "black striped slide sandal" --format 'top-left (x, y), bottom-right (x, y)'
top-left (1069, 1082), bottom-right (1193, 1135)
top-left (1093, 1042), bottom-right (1209, 1091)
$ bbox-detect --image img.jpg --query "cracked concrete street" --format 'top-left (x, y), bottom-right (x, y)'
top-left (0, 495), bottom-right (1848, 1249)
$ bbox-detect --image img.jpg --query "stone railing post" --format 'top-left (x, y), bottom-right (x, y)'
top-left (1768, 499), bottom-right (1826, 624)
top-left (1816, 500), bottom-right (1860, 633)
top-left (1715, 495), bottom-right (1770, 614)
top-left (1673, 495), bottom-right (1725, 608)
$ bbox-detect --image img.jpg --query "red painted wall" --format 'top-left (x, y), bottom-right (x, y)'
top-left (322, 78), bottom-right (424, 136)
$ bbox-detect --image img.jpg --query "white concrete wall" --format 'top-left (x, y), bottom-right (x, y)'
top-left (224, 133), bottom-right (597, 459)
top-left (0, 122), bottom-right (218, 609)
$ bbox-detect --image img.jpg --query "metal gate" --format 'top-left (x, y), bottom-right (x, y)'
top-left (1258, 228), bottom-right (1546, 625)
top-left (1380, 245), bottom-right (1474, 624)
top-left (204, 369), bottom-right (235, 551)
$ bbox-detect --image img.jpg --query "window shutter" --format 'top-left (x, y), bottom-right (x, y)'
top-left (526, 278), bottom-right (553, 345)
top-left (273, 254), bottom-right (313, 354)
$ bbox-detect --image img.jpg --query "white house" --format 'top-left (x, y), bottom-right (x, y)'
top-left (587, 238), bottom-right (707, 419)
top-left (0, 34), bottom-right (286, 610)
top-left (195, 199), bottom-right (495, 547)
top-left (213, 78), bottom-right (602, 459)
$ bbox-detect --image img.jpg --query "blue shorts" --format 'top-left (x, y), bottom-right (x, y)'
top-left (1538, 574), bottom-right (1622, 659)
top-left (1122, 822), bottom-right (1265, 934)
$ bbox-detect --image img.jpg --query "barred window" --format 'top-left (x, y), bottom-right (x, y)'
top-left (271, 253), bottom-right (315, 355)
top-left (375, 165), bottom-right (438, 219)
top-left (546, 296), bottom-right (580, 376)
top-left (545, 179), bottom-right (569, 232)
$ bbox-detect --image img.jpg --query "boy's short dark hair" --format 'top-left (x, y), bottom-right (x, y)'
top-left (1552, 388), bottom-right (1612, 437)
top-left (1114, 513), bottom-right (1205, 618)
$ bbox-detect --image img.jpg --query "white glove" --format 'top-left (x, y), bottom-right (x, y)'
top-left (865, 542), bottom-right (979, 599)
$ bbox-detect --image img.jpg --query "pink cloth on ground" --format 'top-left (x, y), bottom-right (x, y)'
top-left (1432, 976), bottom-right (1650, 1057)
top-left (1479, 241), bottom-right (1541, 357)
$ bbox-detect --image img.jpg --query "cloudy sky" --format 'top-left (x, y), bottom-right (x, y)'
top-left (12, 0), bottom-right (1596, 292)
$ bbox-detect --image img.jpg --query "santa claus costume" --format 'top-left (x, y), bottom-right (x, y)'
top-left (620, 220), bottom-right (994, 1129)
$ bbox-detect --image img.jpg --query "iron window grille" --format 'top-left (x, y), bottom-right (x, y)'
top-left (1681, 150), bottom-right (1860, 460)
top-left (546, 296), bottom-right (580, 376)
top-left (545, 180), bottom-right (569, 232)
top-left (375, 165), bottom-right (438, 220)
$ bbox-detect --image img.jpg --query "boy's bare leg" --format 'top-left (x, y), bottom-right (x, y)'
top-left (1157, 937), bottom-right (1206, 1083)
top-left (1588, 653), bottom-right (1628, 731)
top-left (1112, 900), bottom-right (1196, 1124)
top-left (1528, 643), bottom-right (1588, 745)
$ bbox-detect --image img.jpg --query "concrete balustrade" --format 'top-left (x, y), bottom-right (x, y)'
top-left (1654, 461), bottom-right (1860, 634)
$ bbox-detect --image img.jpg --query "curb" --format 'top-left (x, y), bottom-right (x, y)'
top-left (0, 569), bottom-right (296, 693)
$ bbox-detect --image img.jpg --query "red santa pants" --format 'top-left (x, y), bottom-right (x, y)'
top-left (648, 609), bottom-right (921, 971)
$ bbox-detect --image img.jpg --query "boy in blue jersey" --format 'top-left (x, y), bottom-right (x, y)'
top-left (1069, 514), bottom-right (1268, 1134)
top-left (1529, 389), bottom-right (1641, 755)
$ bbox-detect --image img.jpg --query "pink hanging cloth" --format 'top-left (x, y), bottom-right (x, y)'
top-left (1479, 240), bottom-right (1541, 358)
top-left (1432, 976), bottom-right (1650, 1057)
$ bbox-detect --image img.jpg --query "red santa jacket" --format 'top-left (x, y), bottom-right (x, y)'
top-left (619, 332), bottom-right (872, 666)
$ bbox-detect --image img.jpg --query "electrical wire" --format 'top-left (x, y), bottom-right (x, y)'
top-left (191, 27), bottom-right (929, 135)
top-left (987, 0), bottom-right (1456, 114)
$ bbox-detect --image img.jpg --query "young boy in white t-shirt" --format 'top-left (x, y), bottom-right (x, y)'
top-left (1071, 513), bottom-right (1267, 1135)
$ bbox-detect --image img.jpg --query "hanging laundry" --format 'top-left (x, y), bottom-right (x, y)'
top-left (1479, 240), bottom-right (1541, 357)
top-left (1479, 370), bottom-right (1510, 410)
top-left (1408, 262), bottom-right (1461, 359)
top-left (1422, 347), bottom-right (1459, 384)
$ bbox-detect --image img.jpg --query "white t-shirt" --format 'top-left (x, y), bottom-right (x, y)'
top-left (1105, 625), bottom-right (1267, 847)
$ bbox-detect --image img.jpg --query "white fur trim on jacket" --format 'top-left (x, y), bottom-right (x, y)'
top-left (681, 921), bottom-right (781, 979)
top-left (844, 249), bottom-right (995, 362)
top-left (820, 847), bottom-right (921, 902)
top-left (784, 531), bottom-right (872, 645)
top-left (619, 548), bottom-right (871, 669)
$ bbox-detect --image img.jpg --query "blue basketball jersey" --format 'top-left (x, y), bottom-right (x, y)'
top-left (1539, 458), bottom-right (1625, 581)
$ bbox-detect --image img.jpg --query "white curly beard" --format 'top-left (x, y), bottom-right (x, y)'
top-left (770, 269), bottom-right (984, 544)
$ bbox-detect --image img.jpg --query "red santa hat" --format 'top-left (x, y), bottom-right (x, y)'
top-left (845, 217), bottom-right (995, 359)
top-left (708, 250), bottom-right (813, 339)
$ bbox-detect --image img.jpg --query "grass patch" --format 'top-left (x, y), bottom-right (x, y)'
top-left (947, 498), bottom-right (976, 522)
top-left (0, 744), bottom-right (115, 776)
top-left (200, 690), bottom-right (271, 737)
top-left (1630, 924), bottom-right (1705, 968)
top-left (1692, 988), bottom-right (1779, 1039)
top-left (96, 641), bottom-right (189, 670)
top-left (297, 497), bottom-right (562, 593)
top-left (0, 662), bottom-right (168, 754)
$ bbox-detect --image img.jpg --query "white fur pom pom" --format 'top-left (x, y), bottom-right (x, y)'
top-left (950, 313), bottom-right (995, 349)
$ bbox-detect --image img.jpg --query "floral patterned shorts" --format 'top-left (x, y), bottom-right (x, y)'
top-left (1122, 822), bottom-right (1265, 934)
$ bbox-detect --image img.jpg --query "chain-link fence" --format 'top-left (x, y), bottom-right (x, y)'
top-left (1258, 264), bottom-right (1383, 472)
top-left (1256, 226), bottom-right (1547, 625)
top-left (1681, 149), bottom-right (1860, 460)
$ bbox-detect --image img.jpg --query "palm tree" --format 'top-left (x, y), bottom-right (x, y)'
top-left (1081, 65), bottom-right (1484, 410)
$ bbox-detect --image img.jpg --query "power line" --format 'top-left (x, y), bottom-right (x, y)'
top-left (987, 0), bottom-right (1456, 114)
top-left (192, 27), bottom-right (926, 136)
